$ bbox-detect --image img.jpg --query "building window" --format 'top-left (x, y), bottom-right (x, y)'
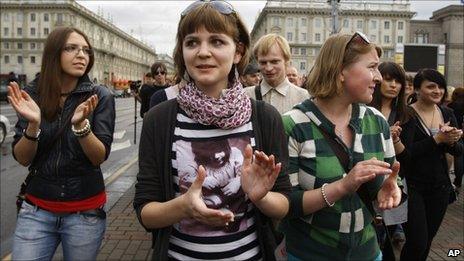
top-left (300, 48), bottom-right (307, 56)
top-left (371, 35), bottom-right (377, 42)
top-left (343, 19), bottom-right (349, 28)
top-left (44, 28), bottom-right (49, 35)
top-left (30, 56), bottom-right (35, 64)
top-left (18, 56), bottom-right (23, 64)
top-left (30, 13), bottom-right (36, 22)
top-left (17, 13), bottom-right (23, 21)
top-left (57, 13), bottom-right (63, 23)
top-left (384, 35), bottom-right (390, 44)
top-left (3, 27), bottom-right (9, 36)
top-left (315, 18), bottom-right (321, 28)
top-left (357, 20), bottom-right (363, 29)
top-left (17, 43), bottom-right (23, 49)
top-left (30, 27), bottom-right (36, 36)
top-left (315, 33), bottom-right (321, 42)
top-left (4, 55), bottom-right (10, 64)
top-left (415, 33), bottom-right (429, 44)
top-left (44, 13), bottom-right (49, 22)
top-left (301, 18), bottom-right (307, 27)
top-left (30, 42), bottom-right (36, 49)
top-left (398, 21), bottom-right (404, 30)
top-left (292, 47), bottom-right (298, 55)
top-left (287, 18), bottom-right (293, 27)
top-left (273, 17), bottom-right (280, 26)
top-left (3, 42), bottom-right (9, 49)
top-left (287, 32), bottom-right (293, 42)
top-left (397, 36), bottom-right (403, 43)
top-left (300, 61), bottom-right (306, 71)
top-left (384, 21), bottom-right (390, 30)
top-left (3, 13), bottom-right (9, 21)
top-left (17, 27), bottom-right (22, 36)
top-left (370, 20), bottom-right (377, 29)
top-left (301, 33), bottom-right (307, 42)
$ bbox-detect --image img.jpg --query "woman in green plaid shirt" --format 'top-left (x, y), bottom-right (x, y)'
top-left (281, 33), bottom-right (402, 260)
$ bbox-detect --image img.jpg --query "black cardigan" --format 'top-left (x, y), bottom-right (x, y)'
top-left (397, 105), bottom-right (463, 186)
top-left (133, 98), bottom-right (291, 260)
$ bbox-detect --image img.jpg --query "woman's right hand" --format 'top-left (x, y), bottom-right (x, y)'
top-left (7, 82), bottom-right (41, 124)
top-left (182, 165), bottom-right (234, 227)
top-left (341, 158), bottom-right (392, 194)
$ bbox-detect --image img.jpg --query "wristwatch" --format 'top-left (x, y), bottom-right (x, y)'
top-left (23, 128), bottom-right (41, 141)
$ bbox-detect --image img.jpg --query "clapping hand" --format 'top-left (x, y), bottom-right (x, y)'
top-left (71, 94), bottom-right (98, 126)
top-left (435, 122), bottom-right (463, 145)
top-left (342, 158), bottom-right (393, 194)
top-left (183, 165), bottom-right (234, 227)
top-left (7, 82), bottom-right (41, 124)
top-left (390, 121), bottom-right (402, 143)
top-left (377, 161), bottom-right (402, 210)
top-left (241, 145), bottom-right (282, 203)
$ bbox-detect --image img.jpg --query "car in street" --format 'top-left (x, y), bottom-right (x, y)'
top-left (0, 114), bottom-right (11, 145)
top-left (0, 83), bottom-right (8, 102)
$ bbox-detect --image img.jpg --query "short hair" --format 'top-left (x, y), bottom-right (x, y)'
top-left (145, 72), bottom-right (152, 78)
top-left (151, 62), bottom-right (167, 76)
top-left (173, 3), bottom-right (250, 83)
top-left (413, 68), bottom-right (448, 103)
top-left (306, 33), bottom-right (382, 99)
top-left (405, 73), bottom-right (413, 84)
top-left (253, 34), bottom-right (291, 62)
top-left (451, 86), bottom-right (464, 104)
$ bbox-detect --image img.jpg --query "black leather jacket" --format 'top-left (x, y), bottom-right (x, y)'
top-left (12, 75), bottom-right (116, 201)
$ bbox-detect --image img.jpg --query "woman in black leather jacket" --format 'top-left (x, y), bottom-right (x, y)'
top-left (8, 27), bottom-right (115, 260)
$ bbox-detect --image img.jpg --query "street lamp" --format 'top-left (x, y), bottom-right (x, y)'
top-left (328, 0), bottom-right (341, 35)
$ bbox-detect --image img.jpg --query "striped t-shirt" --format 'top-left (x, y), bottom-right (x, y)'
top-left (168, 110), bottom-right (261, 260)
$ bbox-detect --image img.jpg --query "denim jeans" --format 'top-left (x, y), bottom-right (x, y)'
top-left (12, 201), bottom-right (106, 261)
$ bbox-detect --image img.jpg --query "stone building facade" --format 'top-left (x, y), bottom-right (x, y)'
top-left (250, 0), bottom-right (415, 75)
top-left (0, 0), bottom-right (157, 87)
top-left (410, 5), bottom-right (463, 87)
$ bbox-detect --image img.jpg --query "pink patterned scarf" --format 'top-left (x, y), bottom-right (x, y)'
top-left (177, 79), bottom-right (252, 129)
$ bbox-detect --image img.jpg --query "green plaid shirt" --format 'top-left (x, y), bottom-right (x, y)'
top-left (281, 99), bottom-right (396, 260)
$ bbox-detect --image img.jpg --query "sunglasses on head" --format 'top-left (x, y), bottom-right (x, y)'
top-left (345, 31), bottom-right (371, 49)
top-left (181, 0), bottom-right (235, 18)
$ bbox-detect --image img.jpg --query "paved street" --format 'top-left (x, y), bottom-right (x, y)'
top-left (0, 97), bottom-right (142, 257)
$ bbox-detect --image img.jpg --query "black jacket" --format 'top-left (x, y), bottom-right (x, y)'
top-left (397, 105), bottom-right (463, 186)
top-left (133, 98), bottom-right (291, 260)
top-left (12, 75), bottom-right (116, 201)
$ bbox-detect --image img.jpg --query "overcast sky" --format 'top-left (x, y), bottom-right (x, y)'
top-left (76, 0), bottom-right (462, 55)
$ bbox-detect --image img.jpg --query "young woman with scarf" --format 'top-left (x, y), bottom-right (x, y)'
top-left (133, 1), bottom-right (291, 260)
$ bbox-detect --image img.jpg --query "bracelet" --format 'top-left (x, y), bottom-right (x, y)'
top-left (321, 183), bottom-right (335, 207)
top-left (71, 119), bottom-right (91, 137)
top-left (23, 128), bottom-right (41, 141)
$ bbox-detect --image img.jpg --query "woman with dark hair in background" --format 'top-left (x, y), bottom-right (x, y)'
top-left (8, 26), bottom-right (115, 260)
top-left (393, 68), bottom-right (463, 260)
top-left (133, 1), bottom-right (291, 260)
top-left (447, 86), bottom-right (464, 192)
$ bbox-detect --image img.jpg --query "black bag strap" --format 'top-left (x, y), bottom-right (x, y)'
top-left (254, 84), bottom-right (262, 101)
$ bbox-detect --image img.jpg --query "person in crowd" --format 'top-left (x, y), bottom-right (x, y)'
top-left (286, 65), bottom-right (300, 86)
top-left (393, 68), bottom-right (463, 260)
top-left (369, 61), bottom-right (412, 260)
top-left (240, 63), bottom-right (261, 87)
top-left (244, 34), bottom-right (309, 115)
top-left (281, 32), bottom-right (402, 260)
top-left (447, 86), bottom-right (464, 191)
top-left (133, 1), bottom-right (291, 260)
top-left (137, 62), bottom-right (169, 117)
top-left (404, 73), bottom-right (415, 104)
top-left (8, 26), bottom-right (115, 260)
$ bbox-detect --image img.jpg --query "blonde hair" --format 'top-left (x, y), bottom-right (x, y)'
top-left (307, 34), bottom-right (382, 99)
top-left (253, 34), bottom-right (291, 62)
top-left (173, 4), bottom-right (250, 83)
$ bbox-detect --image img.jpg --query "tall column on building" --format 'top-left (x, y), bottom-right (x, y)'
top-left (329, 0), bottom-right (340, 35)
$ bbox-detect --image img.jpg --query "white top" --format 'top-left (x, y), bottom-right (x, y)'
top-left (244, 78), bottom-right (310, 115)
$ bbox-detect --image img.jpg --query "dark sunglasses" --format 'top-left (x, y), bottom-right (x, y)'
top-left (345, 31), bottom-right (371, 49)
top-left (181, 0), bottom-right (235, 18)
top-left (155, 71), bottom-right (166, 76)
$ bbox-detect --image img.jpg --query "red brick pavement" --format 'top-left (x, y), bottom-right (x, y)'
top-left (99, 184), bottom-right (463, 261)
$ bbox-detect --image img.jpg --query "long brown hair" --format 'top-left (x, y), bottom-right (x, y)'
top-left (38, 27), bottom-right (94, 121)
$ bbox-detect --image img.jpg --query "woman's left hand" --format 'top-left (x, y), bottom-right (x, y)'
top-left (377, 161), bottom-right (402, 210)
top-left (71, 94), bottom-right (98, 125)
top-left (241, 144), bottom-right (281, 203)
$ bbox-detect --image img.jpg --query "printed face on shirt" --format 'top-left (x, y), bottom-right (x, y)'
top-left (257, 43), bottom-right (287, 88)
top-left (380, 75), bottom-right (402, 100)
top-left (60, 32), bottom-right (90, 79)
top-left (183, 26), bottom-right (242, 95)
top-left (341, 48), bottom-right (382, 104)
top-left (416, 80), bottom-right (445, 105)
